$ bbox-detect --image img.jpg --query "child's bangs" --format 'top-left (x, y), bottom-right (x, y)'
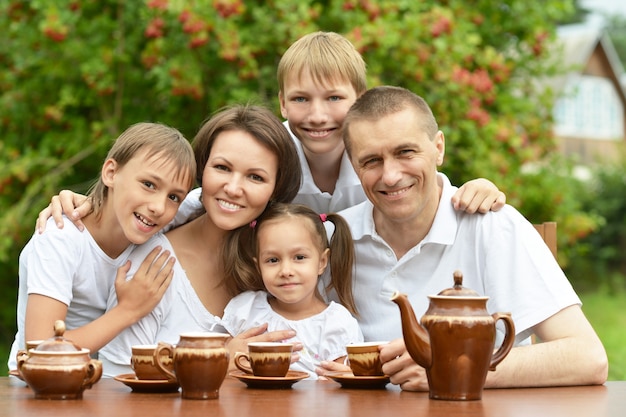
top-left (146, 151), bottom-right (196, 190)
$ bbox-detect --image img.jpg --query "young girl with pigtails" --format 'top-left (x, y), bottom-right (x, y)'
top-left (221, 202), bottom-right (363, 379)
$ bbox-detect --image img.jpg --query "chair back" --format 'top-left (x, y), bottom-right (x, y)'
top-left (533, 222), bottom-right (557, 259)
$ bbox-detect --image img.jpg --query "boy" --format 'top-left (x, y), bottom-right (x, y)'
top-left (9, 122), bottom-right (196, 371)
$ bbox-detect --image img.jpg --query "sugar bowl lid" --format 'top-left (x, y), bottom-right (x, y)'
top-left (32, 320), bottom-right (82, 352)
top-left (436, 270), bottom-right (482, 297)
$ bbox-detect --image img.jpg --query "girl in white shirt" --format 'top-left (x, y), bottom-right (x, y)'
top-left (221, 202), bottom-right (363, 379)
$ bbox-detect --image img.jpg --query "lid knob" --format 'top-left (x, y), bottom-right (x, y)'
top-left (437, 270), bottom-right (481, 297)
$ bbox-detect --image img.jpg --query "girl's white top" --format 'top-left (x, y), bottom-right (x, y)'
top-left (221, 290), bottom-right (363, 379)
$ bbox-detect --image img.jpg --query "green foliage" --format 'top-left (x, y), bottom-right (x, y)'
top-left (565, 147), bottom-right (626, 293)
top-left (0, 0), bottom-right (596, 372)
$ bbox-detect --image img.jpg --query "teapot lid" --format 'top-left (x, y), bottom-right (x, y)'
top-left (32, 320), bottom-right (82, 352)
top-left (437, 270), bottom-right (481, 297)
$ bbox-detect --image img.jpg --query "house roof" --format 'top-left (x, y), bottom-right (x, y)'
top-left (556, 24), bottom-right (626, 101)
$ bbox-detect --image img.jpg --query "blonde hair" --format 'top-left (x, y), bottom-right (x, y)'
top-left (88, 122), bottom-right (196, 217)
top-left (277, 31), bottom-right (367, 95)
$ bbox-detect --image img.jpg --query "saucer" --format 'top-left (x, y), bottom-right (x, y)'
top-left (114, 373), bottom-right (179, 393)
top-left (326, 372), bottom-right (390, 389)
top-left (229, 370), bottom-right (309, 389)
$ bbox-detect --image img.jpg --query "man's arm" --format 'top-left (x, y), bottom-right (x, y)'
top-left (485, 304), bottom-right (608, 388)
top-left (379, 305), bottom-right (607, 392)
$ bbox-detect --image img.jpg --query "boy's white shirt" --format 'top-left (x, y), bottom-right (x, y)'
top-left (283, 121), bottom-right (366, 214)
top-left (8, 216), bottom-right (135, 370)
top-left (221, 290), bottom-right (363, 379)
top-left (98, 232), bottom-right (225, 377)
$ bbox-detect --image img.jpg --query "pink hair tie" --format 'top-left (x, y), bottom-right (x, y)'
top-left (249, 220), bottom-right (257, 229)
top-left (319, 213), bottom-right (327, 222)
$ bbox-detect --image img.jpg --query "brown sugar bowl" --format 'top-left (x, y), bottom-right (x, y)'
top-left (17, 320), bottom-right (103, 399)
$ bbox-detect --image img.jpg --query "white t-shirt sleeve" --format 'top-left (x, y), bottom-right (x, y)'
top-left (22, 219), bottom-right (84, 306)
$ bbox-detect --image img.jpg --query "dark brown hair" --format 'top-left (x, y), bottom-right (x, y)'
top-left (202, 105), bottom-right (303, 296)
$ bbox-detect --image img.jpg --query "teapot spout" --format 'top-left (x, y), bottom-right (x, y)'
top-left (390, 291), bottom-right (432, 369)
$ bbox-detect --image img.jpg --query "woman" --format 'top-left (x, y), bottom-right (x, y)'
top-left (96, 104), bottom-right (303, 376)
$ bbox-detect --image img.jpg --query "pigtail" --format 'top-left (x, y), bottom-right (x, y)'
top-left (325, 213), bottom-right (358, 316)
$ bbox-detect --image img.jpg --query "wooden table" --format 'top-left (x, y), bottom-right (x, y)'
top-left (4, 376), bottom-right (625, 417)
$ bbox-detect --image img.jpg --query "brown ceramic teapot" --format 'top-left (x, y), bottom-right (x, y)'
top-left (391, 270), bottom-right (515, 401)
top-left (17, 320), bottom-right (103, 399)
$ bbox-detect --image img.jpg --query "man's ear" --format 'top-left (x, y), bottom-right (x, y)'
top-left (435, 130), bottom-right (445, 166)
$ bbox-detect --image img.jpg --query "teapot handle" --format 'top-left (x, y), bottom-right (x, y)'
top-left (16, 350), bottom-right (29, 374)
top-left (82, 359), bottom-right (103, 389)
top-left (489, 312), bottom-right (515, 371)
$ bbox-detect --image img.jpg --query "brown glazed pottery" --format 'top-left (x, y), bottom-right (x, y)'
top-left (130, 344), bottom-right (174, 381)
top-left (391, 270), bottom-right (515, 401)
top-left (233, 342), bottom-right (293, 377)
top-left (154, 332), bottom-right (230, 399)
top-left (346, 342), bottom-right (386, 376)
top-left (16, 320), bottom-right (103, 399)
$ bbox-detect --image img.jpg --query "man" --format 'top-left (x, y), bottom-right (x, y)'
top-left (319, 86), bottom-right (607, 391)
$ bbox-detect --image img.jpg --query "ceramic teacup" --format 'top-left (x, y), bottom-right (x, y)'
top-left (234, 342), bottom-right (294, 377)
top-left (346, 341), bottom-right (388, 376)
top-left (131, 344), bottom-right (174, 381)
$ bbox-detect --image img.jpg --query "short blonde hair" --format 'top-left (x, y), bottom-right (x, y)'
top-left (89, 122), bottom-right (196, 217)
top-left (343, 86), bottom-right (439, 157)
top-left (277, 31), bottom-right (367, 95)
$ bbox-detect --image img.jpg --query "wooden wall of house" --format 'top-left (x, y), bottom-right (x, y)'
top-left (557, 135), bottom-right (624, 165)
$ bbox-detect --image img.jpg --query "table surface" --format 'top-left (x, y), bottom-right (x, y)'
top-left (3, 376), bottom-right (625, 417)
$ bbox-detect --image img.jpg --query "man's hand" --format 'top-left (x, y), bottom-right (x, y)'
top-left (379, 338), bottom-right (429, 391)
